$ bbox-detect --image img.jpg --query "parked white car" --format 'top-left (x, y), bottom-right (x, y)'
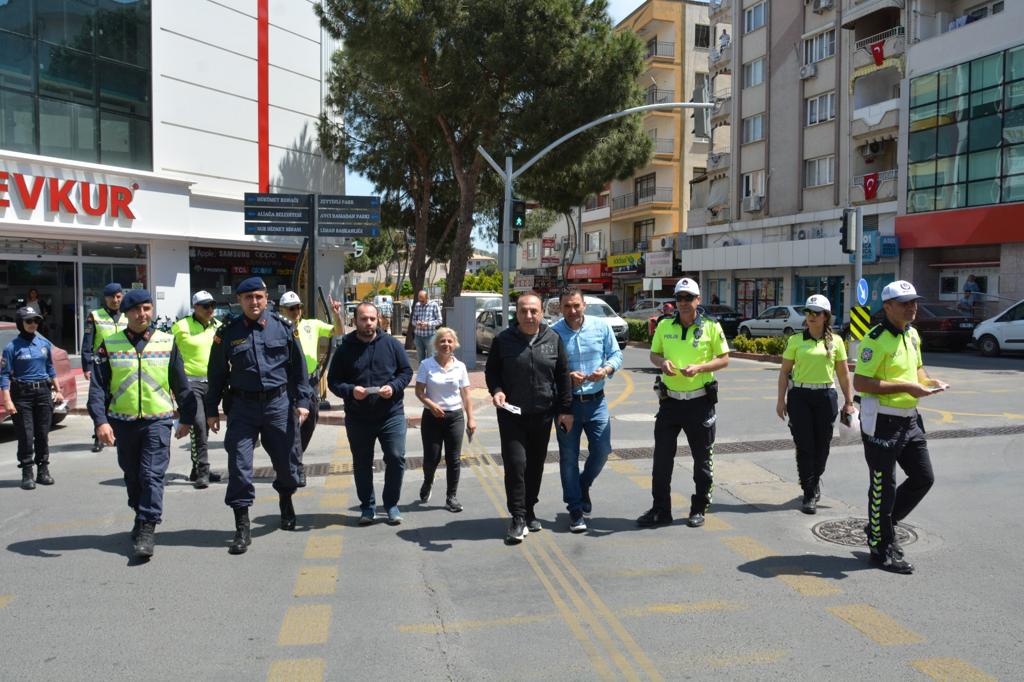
top-left (972, 299), bottom-right (1024, 356)
top-left (737, 305), bottom-right (805, 337)
top-left (544, 296), bottom-right (628, 349)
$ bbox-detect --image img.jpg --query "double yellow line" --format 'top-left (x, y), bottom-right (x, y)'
top-left (464, 438), bottom-right (663, 681)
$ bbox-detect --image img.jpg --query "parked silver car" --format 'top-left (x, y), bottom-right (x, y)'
top-left (737, 305), bottom-right (805, 337)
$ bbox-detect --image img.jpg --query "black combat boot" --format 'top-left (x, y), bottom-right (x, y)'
top-left (229, 508), bottom-right (251, 555)
top-left (36, 464), bottom-right (54, 485)
top-left (21, 465), bottom-right (36, 490)
top-left (130, 518), bottom-right (141, 542)
top-left (194, 465), bottom-right (210, 489)
top-left (279, 493), bottom-right (296, 531)
top-left (133, 522), bottom-right (156, 559)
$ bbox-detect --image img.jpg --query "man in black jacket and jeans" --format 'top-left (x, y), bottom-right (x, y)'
top-left (485, 293), bottom-right (573, 544)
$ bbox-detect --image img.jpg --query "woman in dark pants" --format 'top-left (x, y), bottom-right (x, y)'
top-left (775, 295), bottom-right (855, 513)
top-left (1, 306), bottom-right (64, 490)
top-left (415, 327), bottom-right (476, 512)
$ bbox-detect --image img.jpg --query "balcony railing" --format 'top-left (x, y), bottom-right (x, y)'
top-left (709, 45), bottom-right (732, 72)
top-left (707, 151), bottom-right (731, 174)
top-left (651, 136), bottom-right (675, 154)
top-left (610, 186), bottom-right (674, 211)
top-left (646, 41), bottom-right (675, 59)
top-left (645, 87), bottom-right (675, 105)
top-left (852, 169), bottom-right (898, 186)
top-left (610, 239), bottom-right (643, 255)
top-left (855, 25), bottom-right (905, 51)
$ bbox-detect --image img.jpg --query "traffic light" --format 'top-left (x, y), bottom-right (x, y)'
top-left (511, 200), bottom-right (526, 245)
top-left (839, 208), bottom-right (857, 254)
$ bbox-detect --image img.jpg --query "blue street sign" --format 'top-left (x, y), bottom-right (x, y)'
top-left (857, 278), bottom-right (869, 306)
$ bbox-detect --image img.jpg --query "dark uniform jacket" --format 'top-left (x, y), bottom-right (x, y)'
top-left (327, 330), bottom-right (412, 420)
top-left (485, 324), bottom-right (572, 417)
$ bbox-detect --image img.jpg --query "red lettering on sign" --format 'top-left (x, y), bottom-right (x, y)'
top-left (109, 185), bottom-right (135, 219)
top-left (0, 171), bottom-right (8, 207)
top-left (13, 173), bottom-right (45, 209)
top-left (80, 182), bottom-right (108, 217)
top-left (48, 178), bottom-right (78, 214)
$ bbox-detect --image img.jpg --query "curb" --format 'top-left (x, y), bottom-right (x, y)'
top-left (729, 352), bottom-right (783, 363)
top-left (68, 407), bottom-right (424, 429)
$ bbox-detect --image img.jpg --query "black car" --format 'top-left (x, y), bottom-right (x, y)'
top-left (701, 304), bottom-right (741, 337)
top-left (842, 303), bottom-right (974, 351)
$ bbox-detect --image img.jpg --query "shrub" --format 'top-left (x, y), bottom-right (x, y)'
top-left (731, 335), bottom-right (786, 355)
top-left (627, 319), bottom-right (650, 343)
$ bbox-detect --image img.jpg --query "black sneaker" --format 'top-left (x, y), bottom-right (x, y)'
top-left (419, 482), bottom-right (432, 504)
top-left (506, 516), bottom-right (527, 544)
top-left (581, 487), bottom-right (592, 516)
top-left (636, 508), bottom-right (673, 527)
top-left (569, 510), bottom-right (587, 533)
top-left (801, 494), bottom-right (817, 515)
top-left (863, 523), bottom-right (904, 560)
top-left (91, 438), bottom-right (104, 453)
top-left (445, 496), bottom-right (463, 513)
top-left (686, 513), bottom-right (705, 528)
top-left (870, 546), bottom-right (914, 574)
top-left (525, 511), bottom-right (542, 534)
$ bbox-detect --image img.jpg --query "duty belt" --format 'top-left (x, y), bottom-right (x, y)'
top-left (666, 387), bottom-right (707, 401)
top-left (187, 376), bottom-right (208, 382)
top-left (13, 380), bottom-right (50, 390)
top-left (792, 382), bottom-right (834, 390)
top-left (878, 405), bottom-right (918, 418)
top-left (230, 385), bottom-right (288, 402)
top-left (573, 390), bottom-right (604, 402)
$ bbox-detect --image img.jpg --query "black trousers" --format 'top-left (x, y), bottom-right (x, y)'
top-left (497, 410), bottom-right (552, 519)
top-left (188, 379), bottom-right (210, 472)
top-left (787, 387), bottom-right (838, 496)
top-left (863, 413), bottom-right (935, 552)
top-left (651, 395), bottom-right (716, 516)
top-left (421, 408), bottom-right (464, 496)
top-left (299, 378), bottom-right (319, 455)
top-left (11, 383), bottom-right (53, 468)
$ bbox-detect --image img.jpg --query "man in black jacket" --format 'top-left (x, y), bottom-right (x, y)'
top-left (485, 293), bottom-right (573, 544)
top-left (328, 302), bottom-right (413, 526)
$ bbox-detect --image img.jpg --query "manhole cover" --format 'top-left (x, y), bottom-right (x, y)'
top-left (811, 517), bottom-right (918, 547)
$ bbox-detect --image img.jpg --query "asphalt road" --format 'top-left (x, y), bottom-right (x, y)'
top-left (0, 347), bottom-right (1021, 680)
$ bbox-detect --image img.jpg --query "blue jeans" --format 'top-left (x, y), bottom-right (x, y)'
top-left (346, 411), bottom-right (407, 513)
top-left (414, 334), bottom-right (433, 362)
top-left (556, 398), bottom-right (612, 513)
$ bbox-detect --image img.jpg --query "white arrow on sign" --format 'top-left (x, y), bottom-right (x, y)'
top-left (353, 240), bottom-right (364, 258)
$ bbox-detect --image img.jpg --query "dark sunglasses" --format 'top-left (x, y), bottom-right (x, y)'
top-left (22, 318), bottom-right (40, 324)
top-left (283, 305), bottom-right (301, 311)
top-left (676, 294), bottom-right (697, 302)
top-left (803, 309), bottom-right (824, 316)
top-left (197, 303), bottom-right (215, 309)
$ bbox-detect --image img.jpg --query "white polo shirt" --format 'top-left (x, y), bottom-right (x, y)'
top-left (416, 356), bottom-right (471, 411)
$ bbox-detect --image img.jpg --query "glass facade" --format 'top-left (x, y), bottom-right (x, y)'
top-left (0, 0), bottom-right (151, 169)
top-left (908, 44), bottom-right (1024, 212)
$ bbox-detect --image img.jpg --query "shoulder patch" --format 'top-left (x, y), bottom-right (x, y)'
top-left (860, 347), bottom-right (873, 363)
top-left (867, 324), bottom-right (885, 339)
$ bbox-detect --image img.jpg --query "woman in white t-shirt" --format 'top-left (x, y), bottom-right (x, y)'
top-left (415, 327), bottom-right (476, 512)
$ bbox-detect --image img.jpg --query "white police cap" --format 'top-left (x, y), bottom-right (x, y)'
top-left (279, 291), bottom-right (302, 307)
top-left (674, 278), bottom-right (700, 296)
top-left (881, 280), bottom-right (924, 303)
top-left (803, 294), bottom-right (831, 313)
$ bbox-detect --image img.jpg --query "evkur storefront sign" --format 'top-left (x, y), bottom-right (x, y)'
top-left (0, 170), bottom-right (136, 218)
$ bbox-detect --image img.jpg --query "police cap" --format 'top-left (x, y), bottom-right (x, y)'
top-left (102, 282), bottom-right (123, 297)
top-left (120, 288), bottom-right (152, 312)
top-left (16, 305), bottom-right (43, 321)
top-left (236, 277), bottom-right (268, 294)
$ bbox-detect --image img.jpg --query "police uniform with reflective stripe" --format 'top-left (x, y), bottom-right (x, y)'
top-left (81, 307), bottom-right (127, 375)
top-left (650, 314), bottom-right (728, 517)
top-left (172, 315), bottom-right (222, 478)
top-left (295, 317), bottom-right (334, 453)
top-left (855, 320), bottom-right (935, 555)
top-left (783, 331), bottom-right (847, 499)
top-left (87, 327), bottom-right (196, 525)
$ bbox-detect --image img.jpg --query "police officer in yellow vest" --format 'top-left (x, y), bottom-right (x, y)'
top-left (639, 278), bottom-right (730, 529)
top-left (171, 290), bottom-right (223, 489)
top-left (88, 289), bottom-right (195, 560)
top-left (854, 280), bottom-right (948, 574)
top-left (82, 282), bottom-right (127, 453)
top-left (278, 291), bottom-right (344, 463)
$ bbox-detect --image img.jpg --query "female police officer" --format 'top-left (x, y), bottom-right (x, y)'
top-left (775, 295), bottom-right (855, 514)
top-left (1, 305), bottom-right (64, 490)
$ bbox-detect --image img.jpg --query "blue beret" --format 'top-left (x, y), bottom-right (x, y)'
top-left (102, 282), bottom-right (123, 297)
top-left (236, 277), bottom-right (268, 294)
top-left (120, 288), bottom-right (152, 312)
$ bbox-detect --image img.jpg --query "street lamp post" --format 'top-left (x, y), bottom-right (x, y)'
top-left (478, 101), bottom-right (713, 326)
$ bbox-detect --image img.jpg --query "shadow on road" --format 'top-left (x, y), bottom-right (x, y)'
top-left (921, 350), bottom-right (1024, 372)
top-left (737, 552), bottom-right (873, 581)
top-left (396, 517), bottom-right (506, 552)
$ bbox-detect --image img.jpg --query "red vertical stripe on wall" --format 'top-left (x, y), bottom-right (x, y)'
top-left (257, 0), bottom-right (269, 192)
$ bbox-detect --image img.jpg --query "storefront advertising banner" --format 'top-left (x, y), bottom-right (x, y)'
top-left (645, 250), bottom-right (672, 277)
top-left (607, 252), bottom-right (641, 273)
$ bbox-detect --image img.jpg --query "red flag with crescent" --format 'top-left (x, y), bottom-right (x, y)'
top-left (870, 40), bottom-right (885, 66)
top-left (864, 172), bottom-right (879, 200)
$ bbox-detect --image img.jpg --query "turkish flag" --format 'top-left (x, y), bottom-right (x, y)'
top-left (870, 40), bottom-right (885, 66)
top-left (864, 172), bottom-right (879, 200)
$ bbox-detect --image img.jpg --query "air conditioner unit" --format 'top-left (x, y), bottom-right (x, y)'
top-left (797, 229), bottom-right (807, 240)
top-left (812, 227), bottom-right (824, 238)
top-left (799, 63), bottom-right (817, 80)
top-left (658, 235), bottom-right (674, 250)
top-left (742, 194), bottom-right (765, 212)
top-left (812, 0), bottom-right (833, 13)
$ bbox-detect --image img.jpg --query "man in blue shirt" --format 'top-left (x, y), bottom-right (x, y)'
top-left (2, 306), bottom-right (64, 490)
top-left (411, 290), bottom-right (443, 361)
top-left (551, 288), bottom-right (623, 532)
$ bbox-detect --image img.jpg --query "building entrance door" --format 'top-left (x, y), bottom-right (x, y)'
top-left (1, 261), bottom-right (77, 351)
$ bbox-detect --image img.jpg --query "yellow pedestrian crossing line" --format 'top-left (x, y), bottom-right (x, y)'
top-left (604, 564), bottom-right (703, 578)
top-left (910, 657), bottom-right (996, 681)
top-left (720, 535), bottom-right (775, 561)
top-left (827, 605), bottom-right (925, 646)
top-left (0, 595), bottom-right (13, 608)
top-left (303, 535), bottom-right (342, 560)
top-left (278, 604), bottom-right (332, 646)
top-left (267, 658), bottom-right (325, 682)
top-left (323, 475), bottom-right (349, 489)
top-left (318, 493), bottom-right (348, 511)
top-left (397, 614), bottom-right (559, 634)
top-left (293, 566), bottom-right (338, 597)
top-left (619, 601), bottom-right (745, 617)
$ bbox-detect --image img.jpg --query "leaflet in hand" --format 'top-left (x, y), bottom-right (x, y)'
top-left (364, 386), bottom-right (381, 395)
top-left (500, 403), bottom-right (522, 415)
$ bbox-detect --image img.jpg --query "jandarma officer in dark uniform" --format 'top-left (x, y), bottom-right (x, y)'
top-left (206, 277), bottom-right (311, 555)
top-left (854, 280), bottom-right (948, 575)
top-left (82, 282), bottom-right (126, 453)
top-left (639, 278), bottom-right (729, 529)
top-left (1, 306), bottom-right (64, 490)
top-left (87, 289), bottom-right (195, 559)
top-left (776, 295), bottom-right (855, 514)
top-left (170, 290), bottom-right (223, 489)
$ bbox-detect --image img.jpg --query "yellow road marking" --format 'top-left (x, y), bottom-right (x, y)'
top-left (607, 460), bottom-right (639, 474)
top-left (721, 536), bottom-right (777, 561)
top-left (267, 658), bottom-right (324, 682)
top-left (398, 614), bottom-right (559, 634)
top-left (606, 369), bottom-right (634, 410)
top-left (257, 491), bottom-right (314, 505)
top-left (304, 535), bottom-right (342, 560)
top-left (910, 658), bottom-right (996, 681)
top-left (721, 537), bottom-right (841, 596)
top-left (620, 601), bottom-right (744, 617)
top-left (701, 514), bottom-right (733, 532)
top-left (714, 460), bottom-right (781, 484)
top-left (697, 650), bottom-right (788, 668)
top-left (328, 462), bottom-right (353, 474)
top-left (919, 406), bottom-right (1024, 421)
top-left (605, 564), bottom-right (703, 578)
top-left (323, 476), bottom-right (349, 490)
top-left (319, 493), bottom-right (349, 511)
top-left (293, 566), bottom-right (338, 597)
top-left (827, 605), bottom-right (925, 645)
top-left (278, 605), bottom-right (332, 646)
top-left (0, 595), bottom-right (13, 608)
top-left (628, 475), bottom-right (648, 489)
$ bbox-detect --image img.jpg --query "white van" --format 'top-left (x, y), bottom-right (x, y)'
top-left (544, 295), bottom-right (629, 350)
top-left (458, 291), bottom-right (503, 313)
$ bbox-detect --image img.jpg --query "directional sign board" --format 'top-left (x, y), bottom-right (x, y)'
top-left (244, 193), bottom-right (312, 236)
top-left (317, 195), bottom-right (381, 238)
top-left (857, 278), bottom-right (869, 306)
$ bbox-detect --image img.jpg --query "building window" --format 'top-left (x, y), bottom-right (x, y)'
top-left (742, 171), bottom-right (764, 198)
top-left (806, 92), bottom-right (836, 126)
top-left (635, 172), bottom-right (657, 199)
top-left (742, 58), bottom-right (765, 88)
top-left (804, 156), bottom-right (835, 188)
top-left (744, 2), bottom-right (766, 34)
top-left (804, 29), bottom-right (836, 65)
top-left (695, 24), bottom-right (711, 49)
top-left (527, 241), bottom-right (538, 259)
top-left (907, 43), bottom-right (1024, 213)
top-left (586, 231), bottom-right (602, 253)
top-left (633, 219), bottom-right (655, 244)
top-left (0, 1), bottom-right (152, 170)
top-left (742, 114), bottom-right (765, 144)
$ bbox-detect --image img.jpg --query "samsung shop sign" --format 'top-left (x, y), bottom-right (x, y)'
top-left (0, 168), bottom-right (138, 223)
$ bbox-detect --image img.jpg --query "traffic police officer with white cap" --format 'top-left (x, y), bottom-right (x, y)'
top-left (82, 282), bottom-right (127, 452)
top-left (854, 280), bottom-right (948, 574)
top-left (206, 277), bottom-right (311, 555)
top-left (171, 290), bottom-right (223, 488)
top-left (88, 289), bottom-right (195, 559)
top-left (277, 290), bottom-right (344, 469)
top-left (639, 278), bottom-right (729, 528)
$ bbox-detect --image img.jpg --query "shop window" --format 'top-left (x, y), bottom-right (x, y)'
top-left (1004, 109), bottom-right (1024, 145)
top-left (1005, 82), bottom-right (1024, 112)
top-left (908, 189), bottom-right (936, 213)
top-left (971, 53), bottom-right (1003, 91)
top-left (939, 276), bottom-right (959, 295)
top-left (936, 122), bottom-right (968, 156)
top-left (935, 184), bottom-right (966, 210)
top-left (939, 96), bottom-right (969, 124)
top-left (1007, 45), bottom-right (1024, 82)
top-left (939, 63), bottom-right (970, 99)
top-left (0, 89), bottom-right (36, 153)
top-left (100, 109), bottom-right (151, 168)
top-left (0, 32), bottom-right (35, 92)
top-left (909, 129), bottom-right (936, 162)
top-left (82, 242), bottom-right (147, 258)
top-left (1005, 144), bottom-right (1024, 174)
top-left (967, 178), bottom-right (1000, 206)
top-left (39, 45), bottom-right (95, 105)
top-left (1004, 174), bottom-right (1024, 202)
top-left (910, 73), bottom-right (938, 108)
top-left (968, 113), bottom-right (1002, 151)
top-left (970, 86), bottom-right (1002, 118)
top-left (98, 61), bottom-right (149, 116)
top-left (934, 153), bottom-right (965, 184)
top-left (39, 98), bottom-right (97, 162)
top-left (968, 149), bottom-right (1001, 180)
